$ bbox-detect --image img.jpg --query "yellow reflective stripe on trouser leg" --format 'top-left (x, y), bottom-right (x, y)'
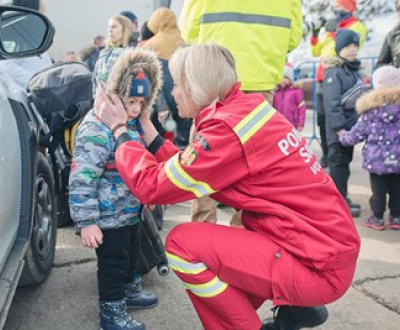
top-left (166, 252), bottom-right (207, 275)
top-left (165, 154), bottom-right (217, 198)
top-left (233, 101), bottom-right (276, 144)
top-left (184, 276), bottom-right (228, 298)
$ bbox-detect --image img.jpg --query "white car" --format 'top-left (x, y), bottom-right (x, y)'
top-left (0, 6), bottom-right (56, 328)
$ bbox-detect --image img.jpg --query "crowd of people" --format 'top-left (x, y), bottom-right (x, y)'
top-left (6, 0), bottom-right (400, 329)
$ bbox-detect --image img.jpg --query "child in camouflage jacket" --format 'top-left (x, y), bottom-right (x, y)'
top-left (69, 47), bottom-right (162, 330)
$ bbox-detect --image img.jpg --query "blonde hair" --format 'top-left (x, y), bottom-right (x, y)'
top-left (169, 44), bottom-right (237, 108)
top-left (106, 15), bottom-right (133, 48)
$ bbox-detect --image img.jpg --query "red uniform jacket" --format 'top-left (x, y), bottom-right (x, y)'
top-left (116, 83), bottom-right (360, 281)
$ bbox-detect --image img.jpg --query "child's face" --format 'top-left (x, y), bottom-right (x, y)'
top-left (339, 43), bottom-right (358, 61)
top-left (280, 77), bottom-right (291, 87)
top-left (124, 97), bottom-right (145, 121)
top-left (108, 19), bottom-right (123, 44)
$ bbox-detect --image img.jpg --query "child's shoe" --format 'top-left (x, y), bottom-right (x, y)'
top-left (388, 216), bottom-right (400, 230)
top-left (99, 299), bottom-right (145, 330)
top-left (125, 274), bottom-right (158, 310)
top-left (362, 215), bottom-right (385, 231)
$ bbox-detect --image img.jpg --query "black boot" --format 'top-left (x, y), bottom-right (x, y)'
top-left (345, 197), bottom-right (361, 210)
top-left (345, 198), bottom-right (361, 217)
top-left (125, 274), bottom-right (158, 310)
top-left (262, 305), bottom-right (328, 330)
top-left (99, 299), bottom-right (145, 330)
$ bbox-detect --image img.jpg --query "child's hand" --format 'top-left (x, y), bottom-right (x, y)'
top-left (296, 126), bottom-right (304, 132)
top-left (95, 85), bottom-right (127, 129)
top-left (336, 129), bottom-right (346, 137)
top-left (80, 224), bottom-right (103, 249)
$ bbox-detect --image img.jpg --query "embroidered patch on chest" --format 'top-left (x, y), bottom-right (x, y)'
top-left (180, 146), bottom-right (198, 166)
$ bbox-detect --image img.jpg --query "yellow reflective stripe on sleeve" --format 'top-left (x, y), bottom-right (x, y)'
top-left (233, 101), bottom-right (275, 144)
top-left (166, 252), bottom-right (207, 275)
top-left (183, 276), bottom-right (228, 298)
top-left (165, 154), bottom-right (217, 198)
top-left (298, 100), bottom-right (305, 107)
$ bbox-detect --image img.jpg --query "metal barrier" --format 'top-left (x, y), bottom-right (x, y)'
top-left (294, 56), bottom-right (377, 147)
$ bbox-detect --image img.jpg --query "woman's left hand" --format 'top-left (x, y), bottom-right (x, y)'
top-left (95, 85), bottom-right (127, 129)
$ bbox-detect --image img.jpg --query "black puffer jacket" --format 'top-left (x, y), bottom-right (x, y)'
top-left (322, 56), bottom-right (361, 146)
top-left (376, 22), bottom-right (400, 69)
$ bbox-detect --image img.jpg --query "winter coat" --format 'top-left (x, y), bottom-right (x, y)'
top-left (339, 87), bottom-right (400, 175)
top-left (80, 45), bottom-right (102, 72)
top-left (273, 83), bottom-right (306, 128)
top-left (69, 111), bottom-right (145, 232)
top-left (92, 47), bottom-right (125, 97)
top-left (145, 7), bottom-right (183, 60)
top-left (178, 0), bottom-right (303, 91)
top-left (376, 22), bottom-right (400, 69)
top-left (322, 56), bottom-right (361, 146)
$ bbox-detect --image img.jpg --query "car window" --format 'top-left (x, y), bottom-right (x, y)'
top-left (0, 11), bottom-right (47, 53)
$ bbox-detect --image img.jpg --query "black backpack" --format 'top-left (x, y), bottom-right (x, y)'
top-left (28, 61), bottom-right (93, 156)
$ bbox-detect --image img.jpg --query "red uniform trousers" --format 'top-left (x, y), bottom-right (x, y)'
top-left (166, 222), bottom-right (356, 330)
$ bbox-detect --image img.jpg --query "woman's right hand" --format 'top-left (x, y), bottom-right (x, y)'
top-left (80, 224), bottom-right (103, 249)
top-left (95, 85), bottom-right (127, 130)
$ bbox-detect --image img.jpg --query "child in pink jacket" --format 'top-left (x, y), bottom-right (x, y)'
top-left (273, 63), bottom-right (306, 131)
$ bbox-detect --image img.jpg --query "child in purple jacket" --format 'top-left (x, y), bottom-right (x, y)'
top-left (339, 65), bottom-right (400, 231)
top-left (273, 63), bottom-right (306, 131)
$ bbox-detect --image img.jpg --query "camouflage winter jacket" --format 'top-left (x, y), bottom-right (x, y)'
top-left (69, 110), bottom-right (144, 232)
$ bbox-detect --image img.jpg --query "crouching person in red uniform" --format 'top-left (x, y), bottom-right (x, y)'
top-left (95, 44), bottom-right (361, 330)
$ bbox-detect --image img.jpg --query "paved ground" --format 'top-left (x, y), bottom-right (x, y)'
top-left (4, 112), bottom-right (400, 330)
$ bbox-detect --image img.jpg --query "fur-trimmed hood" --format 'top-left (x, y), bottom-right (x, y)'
top-left (321, 56), bottom-right (344, 69)
top-left (107, 47), bottom-right (162, 114)
top-left (356, 86), bottom-right (400, 114)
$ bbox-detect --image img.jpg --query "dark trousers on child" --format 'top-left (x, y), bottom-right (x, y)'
top-left (328, 142), bottom-right (354, 199)
top-left (369, 173), bottom-right (400, 218)
top-left (95, 224), bottom-right (141, 301)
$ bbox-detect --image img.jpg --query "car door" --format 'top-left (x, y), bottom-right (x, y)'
top-left (0, 74), bottom-right (22, 273)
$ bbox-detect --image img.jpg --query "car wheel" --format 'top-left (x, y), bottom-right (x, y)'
top-left (19, 153), bottom-right (57, 287)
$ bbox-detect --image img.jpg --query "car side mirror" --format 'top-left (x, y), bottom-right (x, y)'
top-left (0, 6), bottom-right (54, 59)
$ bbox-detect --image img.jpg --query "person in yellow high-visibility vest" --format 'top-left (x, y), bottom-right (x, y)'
top-left (179, 0), bottom-right (303, 225)
top-left (310, 0), bottom-right (367, 171)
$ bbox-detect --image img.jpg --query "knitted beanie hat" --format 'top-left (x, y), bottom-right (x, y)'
top-left (129, 70), bottom-right (150, 98)
top-left (120, 10), bottom-right (137, 24)
top-left (335, 29), bottom-right (360, 55)
top-left (372, 65), bottom-right (400, 90)
top-left (334, 0), bottom-right (357, 13)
